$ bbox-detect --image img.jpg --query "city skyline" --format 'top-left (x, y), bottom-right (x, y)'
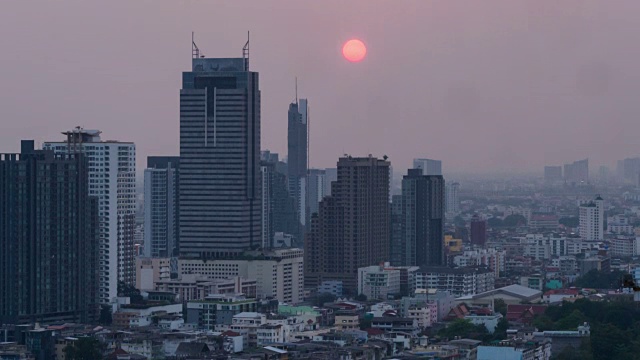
top-left (4, 1), bottom-right (640, 173)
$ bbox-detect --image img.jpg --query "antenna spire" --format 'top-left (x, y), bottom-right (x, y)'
top-left (295, 77), bottom-right (298, 105)
top-left (243, 31), bottom-right (250, 71)
top-left (192, 32), bottom-right (202, 59)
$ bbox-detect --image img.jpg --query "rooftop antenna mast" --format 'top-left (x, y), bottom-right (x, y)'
top-left (243, 31), bottom-right (250, 70)
top-left (192, 32), bottom-right (203, 59)
top-left (295, 76), bottom-right (298, 105)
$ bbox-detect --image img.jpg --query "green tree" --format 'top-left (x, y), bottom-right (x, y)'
top-left (559, 216), bottom-right (579, 228)
top-left (315, 292), bottom-right (337, 307)
top-left (63, 337), bottom-right (103, 360)
top-left (493, 299), bottom-right (507, 316)
top-left (438, 319), bottom-right (489, 341)
top-left (117, 281), bottom-right (144, 304)
top-left (574, 269), bottom-right (627, 289)
top-left (355, 294), bottom-right (367, 302)
top-left (98, 305), bottom-right (112, 325)
top-left (491, 317), bottom-right (509, 341)
top-left (453, 215), bottom-right (466, 228)
top-left (503, 214), bottom-right (527, 227)
top-left (487, 217), bottom-right (503, 228)
top-left (555, 309), bottom-right (586, 330)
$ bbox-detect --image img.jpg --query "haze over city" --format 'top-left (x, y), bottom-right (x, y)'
top-left (2, 0), bottom-right (640, 173)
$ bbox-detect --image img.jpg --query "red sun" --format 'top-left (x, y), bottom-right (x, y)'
top-left (342, 39), bottom-right (367, 62)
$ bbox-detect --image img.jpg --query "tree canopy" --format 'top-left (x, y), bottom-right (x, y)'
top-left (63, 337), bottom-right (103, 360)
top-left (533, 298), bottom-right (640, 360)
top-left (573, 269), bottom-right (627, 289)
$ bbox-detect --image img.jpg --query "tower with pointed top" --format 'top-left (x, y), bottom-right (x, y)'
top-left (287, 95), bottom-right (308, 244)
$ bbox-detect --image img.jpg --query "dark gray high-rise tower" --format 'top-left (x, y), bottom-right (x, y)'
top-left (391, 168), bottom-right (445, 267)
top-left (305, 156), bottom-right (390, 293)
top-left (0, 141), bottom-right (99, 324)
top-left (179, 40), bottom-right (261, 258)
top-left (287, 98), bottom-right (308, 234)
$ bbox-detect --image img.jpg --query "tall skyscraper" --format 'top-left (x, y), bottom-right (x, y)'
top-left (305, 156), bottom-right (390, 293)
top-left (307, 168), bottom-right (327, 225)
top-left (413, 158), bottom-right (442, 176)
top-left (44, 128), bottom-right (136, 304)
top-left (144, 156), bottom-right (179, 258)
top-left (563, 159), bottom-right (589, 184)
top-left (579, 195), bottom-right (604, 240)
top-left (391, 169), bottom-right (445, 267)
top-left (470, 214), bottom-right (487, 246)
top-left (288, 98), bottom-right (308, 229)
top-left (261, 152), bottom-right (302, 247)
top-left (445, 182), bottom-right (460, 214)
top-left (0, 141), bottom-right (99, 324)
top-left (179, 43), bottom-right (261, 258)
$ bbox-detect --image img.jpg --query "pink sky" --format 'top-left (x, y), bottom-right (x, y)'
top-left (1, 0), bottom-right (640, 173)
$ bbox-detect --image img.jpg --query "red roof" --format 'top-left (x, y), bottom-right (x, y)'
top-left (365, 328), bottom-right (385, 336)
top-left (506, 305), bottom-right (547, 322)
top-left (222, 330), bottom-right (241, 337)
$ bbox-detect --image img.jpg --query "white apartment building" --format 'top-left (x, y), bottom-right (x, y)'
top-left (579, 196), bottom-right (604, 240)
top-left (610, 237), bottom-right (640, 257)
top-left (136, 257), bottom-right (171, 291)
top-left (453, 249), bottom-right (506, 277)
top-left (357, 264), bottom-right (401, 300)
top-left (178, 248), bottom-right (304, 304)
top-left (519, 234), bottom-right (568, 260)
top-left (154, 275), bottom-right (257, 301)
top-left (415, 267), bottom-right (495, 298)
top-left (44, 128), bottom-right (136, 304)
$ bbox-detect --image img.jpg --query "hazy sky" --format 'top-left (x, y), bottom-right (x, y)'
top-left (2, 0), bottom-right (640, 173)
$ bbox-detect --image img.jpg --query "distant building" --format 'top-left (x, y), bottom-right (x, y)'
top-left (307, 168), bottom-right (327, 225)
top-left (179, 248), bottom-right (304, 304)
top-left (610, 237), bottom-right (640, 257)
top-left (416, 267), bottom-right (495, 298)
top-left (544, 166), bottom-right (562, 181)
top-left (317, 281), bottom-right (343, 297)
top-left (0, 141), bottom-right (99, 324)
top-left (563, 159), bottom-right (589, 184)
top-left (288, 99), bottom-right (309, 230)
top-left (456, 284), bottom-right (542, 306)
top-left (413, 158), bottom-right (442, 176)
top-left (136, 257), bottom-right (172, 291)
top-left (155, 275), bottom-right (257, 302)
top-left (445, 182), bottom-right (460, 214)
top-left (470, 214), bottom-right (487, 246)
top-left (261, 151), bottom-right (302, 248)
top-left (357, 264), bottom-right (401, 300)
top-left (392, 168), bottom-right (445, 267)
top-left (305, 156), bottom-right (390, 293)
top-left (620, 157), bottom-right (640, 185)
top-left (528, 213), bottom-right (559, 229)
top-left (44, 128), bottom-right (136, 302)
top-left (579, 195), bottom-right (604, 240)
top-left (144, 156), bottom-right (179, 258)
top-left (453, 249), bottom-right (506, 277)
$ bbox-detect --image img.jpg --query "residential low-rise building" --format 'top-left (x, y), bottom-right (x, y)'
top-left (357, 264), bottom-right (401, 300)
top-left (453, 249), bottom-right (506, 277)
top-left (186, 294), bottom-right (258, 330)
top-left (415, 267), bottom-right (495, 298)
top-left (610, 237), bottom-right (640, 257)
top-left (371, 317), bottom-right (418, 336)
top-left (155, 275), bottom-right (257, 301)
top-left (179, 248), bottom-right (304, 304)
